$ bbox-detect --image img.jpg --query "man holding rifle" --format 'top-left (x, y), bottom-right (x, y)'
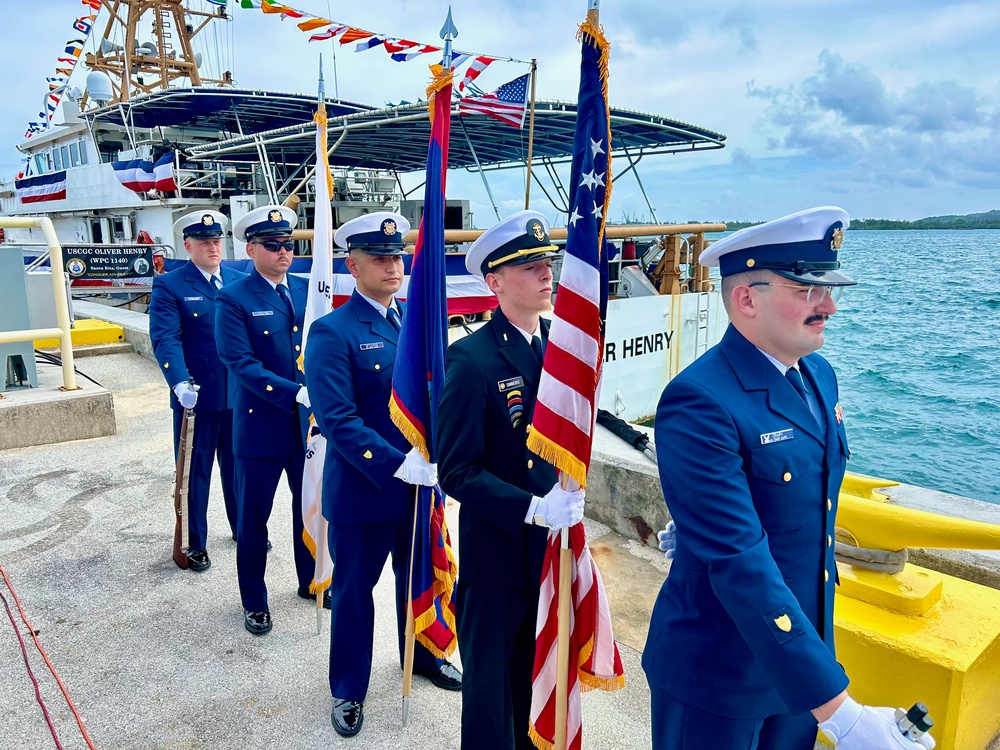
top-left (150, 210), bottom-right (245, 572)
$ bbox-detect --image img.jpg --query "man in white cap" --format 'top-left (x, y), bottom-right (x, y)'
top-left (644, 208), bottom-right (934, 750)
top-left (436, 210), bottom-right (586, 750)
top-left (304, 212), bottom-right (462, 737)
top-left (215, 205), bottom-right (318, 636)
top-left (150, 210), bottom-right (245, 571)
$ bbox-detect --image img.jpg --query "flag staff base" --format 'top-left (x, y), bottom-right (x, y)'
top-left (316, 592), bottom-right (323, 636)
top-left (554, 524), bottom-right (572, 750)
top-left (401, 484), bottom-right (420, 726)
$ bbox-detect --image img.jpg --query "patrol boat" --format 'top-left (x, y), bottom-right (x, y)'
top-left (0, 0), bottom-right (728, 423)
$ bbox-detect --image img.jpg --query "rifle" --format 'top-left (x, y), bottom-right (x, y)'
top-left (172, 405), bottom-right (196, 569)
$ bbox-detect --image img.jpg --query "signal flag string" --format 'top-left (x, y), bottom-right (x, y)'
top-left (0, 564), bottom-right (98, 750)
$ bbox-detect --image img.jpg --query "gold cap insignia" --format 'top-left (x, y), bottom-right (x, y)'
top-left (831, 228), bottom-right (844, 250)
top-left (382, 219), bottom-right (397, 236)
top-left (529, 220), bottom-right (545, 242)
top-left (269, 210), bottom-right (282, 223)
top-left (363, 449), bottom-right (373, 459)
top-left (202, 214), bottom-right (214, 226)
top-left (774, 614), bottom-right (792, 632)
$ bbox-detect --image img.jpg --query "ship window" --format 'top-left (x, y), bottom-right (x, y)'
top-left (35, 154), bottom-right (46, 174)
top-left (70, 142), bottom-right (80, 167)
top-left (79, 139), bottom-right (88, 165)
top-left (53, 148), bottom-right (62, 170)
top-left (61, 145), bottom-right (70, 168)
top-left (90, 219), bottom-right (103, 244)
top-left (46, 152), bottom-right (52, 171)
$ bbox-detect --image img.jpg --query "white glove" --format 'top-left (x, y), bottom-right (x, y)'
top-left (296, 386), bottom-right (310, 409)
top-left (395, 447), bottom-right (438, 487)
top-left (173, 381), bottom-right (200, 409)
top-left (531, 483), bottom-right (585, 529)
top-left (657, 520), bottom-right (677, 560)
top-left (819, 697), bottom-right (935, 750)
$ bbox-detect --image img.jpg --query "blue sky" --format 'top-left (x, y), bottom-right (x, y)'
top-left (3, 0), bottom-right (998, 225)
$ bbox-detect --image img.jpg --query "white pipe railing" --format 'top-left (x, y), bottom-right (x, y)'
top-left (0, 216), bottom-right (78, 390)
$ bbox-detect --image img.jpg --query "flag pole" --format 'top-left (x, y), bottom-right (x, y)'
top-left (402, 485), bottom-right (419, 725)
top-left (523, 58), bottom-right (538, 210)
top-left (315, 55), bottom-right (327, 636)
top-left (401, 6), bottom-right (459, 728)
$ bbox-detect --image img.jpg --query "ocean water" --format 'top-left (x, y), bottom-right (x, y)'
top-left (801, 230), bottom-right (1000, 505)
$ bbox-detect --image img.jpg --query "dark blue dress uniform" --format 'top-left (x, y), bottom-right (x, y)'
top-left (643, 207), bottom-right (858, 750)
top-left (305, 291), bottom-right (443, 702)
top-left (214, 267), bottom-right (314, 615)
top-left (150, 212), bottom-right (245, 555)
top-left (438, 314), bottom-right (557, 750)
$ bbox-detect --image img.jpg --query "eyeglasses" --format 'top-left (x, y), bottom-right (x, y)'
top-left (255, 239), bottom-right (295, 253)
top-left (748, 281), bottom-right (844, 304)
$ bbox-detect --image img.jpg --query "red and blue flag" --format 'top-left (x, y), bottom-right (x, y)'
top-left (389, 66), bottom-right (458, 659)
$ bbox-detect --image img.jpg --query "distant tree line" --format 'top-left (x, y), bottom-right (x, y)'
top-left (615, 210), bottom-right (1000, 231)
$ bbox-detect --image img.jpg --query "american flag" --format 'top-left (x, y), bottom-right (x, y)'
top-left (525, 20), bottom-right (624, 750)
top-left (458, 73), bottom-right (530, 129)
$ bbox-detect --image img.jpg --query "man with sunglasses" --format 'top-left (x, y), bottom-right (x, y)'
top-left (150, 210), bottom-right (246, 573)
top-left (303, 212), bottom-right (461, 737)
top-left (216, 205), bottom-right (318, 636)
top-left (644, 208), bottom-right (935, 750)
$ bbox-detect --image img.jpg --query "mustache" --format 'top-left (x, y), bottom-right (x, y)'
top-left (805, 314), bottom-right (828, 325)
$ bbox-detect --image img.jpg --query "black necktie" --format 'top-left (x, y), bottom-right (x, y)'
top-left (211, 275), bottom-right (222, 292)
top-left (387, 307), bottom-right (402, 332)
top-left (531, 335), bottom-right (545, 365)
top-left (785, 367), bottom-right (808, 402)
top-left (275, 283), bottom-right (294, 317)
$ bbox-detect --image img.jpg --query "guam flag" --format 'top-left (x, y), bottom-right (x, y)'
top-left (388, 65), bottom-right (457, 658)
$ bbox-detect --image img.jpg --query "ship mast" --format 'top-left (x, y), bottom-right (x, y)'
top-left (82, 0), bottom-right (229, 108)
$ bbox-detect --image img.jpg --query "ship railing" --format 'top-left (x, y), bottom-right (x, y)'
top-left (0, 216), bottom-right (77, 390)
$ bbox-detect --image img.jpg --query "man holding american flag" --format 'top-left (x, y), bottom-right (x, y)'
top-left (437, 210), bottom-right (586, 750)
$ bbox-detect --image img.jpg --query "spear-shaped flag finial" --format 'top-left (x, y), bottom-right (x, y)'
top-left (318, 54), bottom-right (325, 104)
top-left (439, 6), bottom-right (458, 68)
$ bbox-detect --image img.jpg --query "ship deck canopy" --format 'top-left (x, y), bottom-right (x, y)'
top-left (84, 87), bottom-right (375, 136)
top-left (124, 89), bottom-right (728, 172)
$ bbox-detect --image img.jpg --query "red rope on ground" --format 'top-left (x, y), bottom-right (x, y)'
top-left (0, 565), bottom-right (98, 750)
top-left (0, 586), bottom-right (64, 749)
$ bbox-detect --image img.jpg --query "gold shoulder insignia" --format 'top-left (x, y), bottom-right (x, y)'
top-left (774, 614), bottom-right (792, 633)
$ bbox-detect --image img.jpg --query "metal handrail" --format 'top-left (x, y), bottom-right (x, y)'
top-left (0, 216), bottom-right (78, 389)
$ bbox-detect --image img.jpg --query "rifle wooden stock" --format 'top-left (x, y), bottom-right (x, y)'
top-left (172, 409), bottom-right (195, 569)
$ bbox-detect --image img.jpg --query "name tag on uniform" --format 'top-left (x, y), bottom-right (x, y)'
top-left (760, 429), bottom-right (794, 445)
top-left (183, 296), bottom-right (204, 301)
top-left (498, 376), bottom-right (524, 392)
top-left (360, 342), bottom-right (384, 351)
top-left (251, 310), bottom-right (274, 317)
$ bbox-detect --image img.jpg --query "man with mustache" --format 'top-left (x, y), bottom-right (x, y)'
top-left (150, 210), bottom-right (245, 573)
top-left (644, 208), bottom-right (934, 749)
top-left (304, 212), bottom-right (462, 738)
top-left (215, 205), bottom-right (317, 636)
top-left (437, 210), bottom-right (586, 750)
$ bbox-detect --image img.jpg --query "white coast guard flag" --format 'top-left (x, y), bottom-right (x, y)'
top-left (300, 104), bottom-right (335, 595)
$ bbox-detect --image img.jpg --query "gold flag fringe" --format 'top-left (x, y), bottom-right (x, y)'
top-left (526, 428), bottom-right (589, 488)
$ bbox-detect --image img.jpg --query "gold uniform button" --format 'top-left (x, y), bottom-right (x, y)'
top-left (263, 330), bottom-right (269, 335)
top-left (293, 326), bottom-right (299, 332)
top-left (782, 471), bottom-right (792, 482)
top-left (266, 385), bottom-right (273, 392)
top-left (193, 312), bottom-right (198, 317)
top-left (295, 345), bottom-right (300, 351)
top-left (827, 535), bottom-right (833, 547)
top-left (248, 408), bottom-right (253, 414)
top-left (164, 363), bottom-right (170, 369)
top-left (375, 364), bottom-right (380, 370)
top-left (746, 258), bottom-right (756, 268)
top-left (527, 459), bottom-right (534, 469)
top-left (825, 570), bottom-right (830, 582)
top-left (827, 498), bottom-right (832, 511)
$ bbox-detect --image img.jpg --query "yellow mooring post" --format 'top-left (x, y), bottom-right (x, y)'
top-left (832, 474), bottom-right (1000, 750)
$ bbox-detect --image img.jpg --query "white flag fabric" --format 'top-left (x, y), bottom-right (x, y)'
top-left (300, 104), bottom-right (335, 594)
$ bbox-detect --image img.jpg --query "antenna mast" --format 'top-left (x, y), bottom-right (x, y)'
top-left (82, 0), bottom-right (230, 107)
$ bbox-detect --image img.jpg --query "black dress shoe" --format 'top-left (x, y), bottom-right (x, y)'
top-left (267, 538), bottom-right (272, 552)
top-left (298, 586), bottom-right (331, 609)
top-left (187, 549), bottom-right (211, 572)
top-left (331, 698), bottom-right (363, 737)
top-left (244, 609), bottom-right (272, 635)
top-left (414, 661), bottom-right (463, 691)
